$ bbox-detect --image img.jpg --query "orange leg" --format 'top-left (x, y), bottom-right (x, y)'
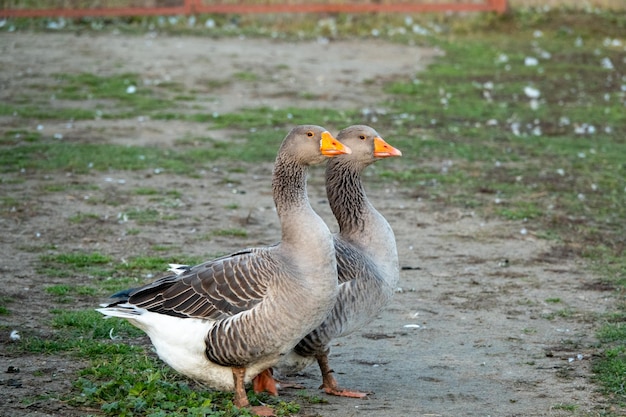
top-left (317, 353), bottom-right (369, 399)
top-left (232, 367), bottom-right (275, 416)
top-left (232, 367), bottom-right (251, 408)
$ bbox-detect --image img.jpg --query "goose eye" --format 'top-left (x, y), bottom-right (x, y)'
top-left (359, 135), bottom-right (366, 140)
top-left (306, 131), bottom-right (314, 137)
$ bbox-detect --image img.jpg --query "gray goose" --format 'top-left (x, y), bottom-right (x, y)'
top-left (278, 125), bottom-right (402, 398)
top-left (97, 125), bottom-right (351, 415)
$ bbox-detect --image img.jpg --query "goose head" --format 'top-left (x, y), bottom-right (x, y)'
top-left (278, 125), bottom-right (352, 165)
top-left (335, 125), bottom-right (402, 167)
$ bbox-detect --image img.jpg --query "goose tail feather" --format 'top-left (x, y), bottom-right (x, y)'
top-left (96, 304), bottom-right (143, 319)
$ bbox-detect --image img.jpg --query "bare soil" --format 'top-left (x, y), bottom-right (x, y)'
top-left (0, 32), bottom-right (620, 416)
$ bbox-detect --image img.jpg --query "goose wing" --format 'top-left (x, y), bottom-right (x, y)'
top-left (125, 246), bottom-right (278, 319)
top-left (333, 237), bottom-right (373, 284)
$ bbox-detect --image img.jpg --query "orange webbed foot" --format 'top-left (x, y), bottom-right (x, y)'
top-left (252, 368), bottom-right (278, 396)
top-left (322, 386), bottom-right (369, 398)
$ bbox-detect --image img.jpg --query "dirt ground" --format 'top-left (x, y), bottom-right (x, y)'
top-left (0, 33), bottom-right (621, 416)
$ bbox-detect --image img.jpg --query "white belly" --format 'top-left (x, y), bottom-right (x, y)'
top-left (103, 308), bottom-right (276, 391)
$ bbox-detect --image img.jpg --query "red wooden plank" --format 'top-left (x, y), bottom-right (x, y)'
top-left (192, 0), bottom-right (506, 14)
top-left (0, 0), bottom-right (507, 18)
top-left (194, 3), bottom-right (497, 14)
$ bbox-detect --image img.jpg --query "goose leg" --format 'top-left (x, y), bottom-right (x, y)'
top-left (232, 367), bottom-right (275, 417)
top-left (316, 353), bottom-right (369, 399)
top-left (232, 367), bottom-right (251, 408)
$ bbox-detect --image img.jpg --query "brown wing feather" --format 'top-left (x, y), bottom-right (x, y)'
top-left (127, 247), bottom-right (275, 319)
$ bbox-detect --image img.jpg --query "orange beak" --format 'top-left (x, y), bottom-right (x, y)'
top-left (373, 136), bottom-right (402, 158)
top-left (320, 131), bottom-right (352, 156)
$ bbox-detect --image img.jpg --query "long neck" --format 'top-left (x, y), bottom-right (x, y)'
top-left (273, 154), bottom-right (309, 213)
top-left (325, 159), bottom-right (371, 236)
top-left (326, 158), bottom-right (399, 277)
top-left (272, 153), bottom-right (322, 246)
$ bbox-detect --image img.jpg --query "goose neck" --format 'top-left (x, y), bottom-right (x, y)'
top-left (272, 157), bottom-right (312, 221)
top-left (326, 160), bottom-right (370, 235)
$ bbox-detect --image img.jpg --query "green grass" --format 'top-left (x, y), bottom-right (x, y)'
top-left (551, 403), bottom-right (578, 411)
top-left (133, 187), bottom-right (161, 196)
top-left (1, 122), bottom-right (353, 174)
top-left (0, 296), bottom-right (14, 316)
top-left (71, 354), bottom-right (299, 416)
top-left (45, 284), bottom-right (98, 303)
top-left (205, 106), bottom-right (358, 131)
top-left (593, 345), bottom-right (626, 404)
top-left (12, 309), bottom-right (300, 416)
top-left (1, 72), bottom-right (182, 120)
top-left (234, 71), bottom-right (258, 82)
top-left (12, 309), bottom-right (144, 355)
top-left (297, 391), bottom-right (328, 404)
top-left (119, 255), bottom-right (205, 274)
top-left (0, 129), bottom-right (41, 145)
top-left (213, 228), bottom-right (248, 238)
top-left (40, 252), bottom-right (111, 268)
top-left (595, 319), bottom-right (626, 401)
top-left (35, 252), bottom-right (208, 296)
top-left (42, 182), bottom-right (100, 193)
top-left (38, 251), bottom-right (114, 280)
top-left (68, 212), bottom-right (101, 223)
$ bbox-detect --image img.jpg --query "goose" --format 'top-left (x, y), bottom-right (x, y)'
top-left (277, 125), bottom-right (402, 398)
top-left (97, 125), bottom-right (351, 415)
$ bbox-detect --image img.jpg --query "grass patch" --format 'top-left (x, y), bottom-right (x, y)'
top-left (597, 323), bottom-right (626, 344)
top-left (496, 201), bottom-right (543, 221)
top-left (541, 308), bottom-right (575, 321)
top-left (2, 72), bottom-right (178, 120)
top-left (41, 252), bottom-right (111, 268)
top-left (122, 208), bottom-right (181, 224)
top-left (45, 284), bottom-right (98, 302)
top-left (213, 228), bottom-right (248, 238)
top-left (71, 353), bottom-right (299, 416)
top-left (0, 296), bottom-right (14, 316)
top-left (133, 187), bottom-right (160, 196)
top-left (234, 71), bottom-right (258, 82)
top-left (0, 142), bottom-right (191, 174)
top-left (202, 106), bottom-right (358, 131)
top-left (10, 309), bottom-right (300, 416)
top-left (42, 182), bottom-right (99, 193)
top-left (119, 255), bottom-right (202, 274)
top-left (593, 346), bottom-right (626, 404)
top-left (38, 251), bottom-right (113, 279)
top-left (1, 125), bottom-right (346, 174)
top-left (297, 391), bottom-right (329, 404)
top-left (551, 403), bottom-right (578, 411)
top-left (68, 212), bottom-right (101, 223)
top-left (12, 309), bottom-right (144, 355)
top-left (0, 129), bottom-right (41, 145)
